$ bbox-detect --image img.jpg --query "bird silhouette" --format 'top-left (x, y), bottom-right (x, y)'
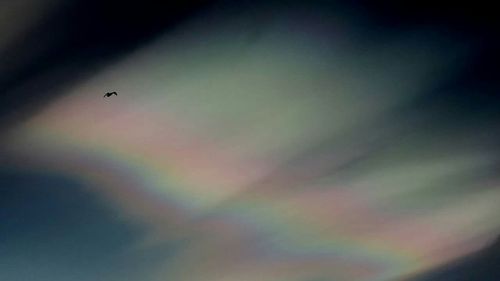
top-left (103, 91), bottom-right (118, 98)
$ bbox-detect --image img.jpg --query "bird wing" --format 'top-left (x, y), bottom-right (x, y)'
top-left (103, 92), bottom-right (116, 97)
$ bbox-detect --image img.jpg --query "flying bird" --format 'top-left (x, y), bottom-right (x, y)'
top-left (103, 91), bottom-right (118, 98)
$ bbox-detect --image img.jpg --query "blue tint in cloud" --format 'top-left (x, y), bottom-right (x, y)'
top-left (0, 168), bottom-right (162, 281)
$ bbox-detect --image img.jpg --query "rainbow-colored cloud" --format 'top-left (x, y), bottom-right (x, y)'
top-left (4, 10), bottom-right (500, 281)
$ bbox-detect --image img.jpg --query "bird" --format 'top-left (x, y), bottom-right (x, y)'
top-left (104, 91), bottom-right (118, 98)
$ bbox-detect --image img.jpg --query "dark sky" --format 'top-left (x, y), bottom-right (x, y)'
top-left (0, 168), bottom-right (157, 281)
top-left (0, 0), bottom-right (214, 129)
top-left (1, 1), bottom-right (499, 280)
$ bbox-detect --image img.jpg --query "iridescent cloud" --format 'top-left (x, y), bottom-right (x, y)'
top-left (3, 8), bottom-right (500, 281)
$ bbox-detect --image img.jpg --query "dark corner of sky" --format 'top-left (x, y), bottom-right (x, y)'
top-left (0, 166), bottom-right (171, 281)
top-left (405, 236), bottom-right (500, 281)
top-left (0, 0), bottom-right (215, 130)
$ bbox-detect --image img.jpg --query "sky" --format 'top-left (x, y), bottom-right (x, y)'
top-left (1, 1), bottom-right (500, 281)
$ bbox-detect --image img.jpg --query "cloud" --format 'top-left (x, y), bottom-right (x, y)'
top-left (2, 1), bottom-right (500, 281)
